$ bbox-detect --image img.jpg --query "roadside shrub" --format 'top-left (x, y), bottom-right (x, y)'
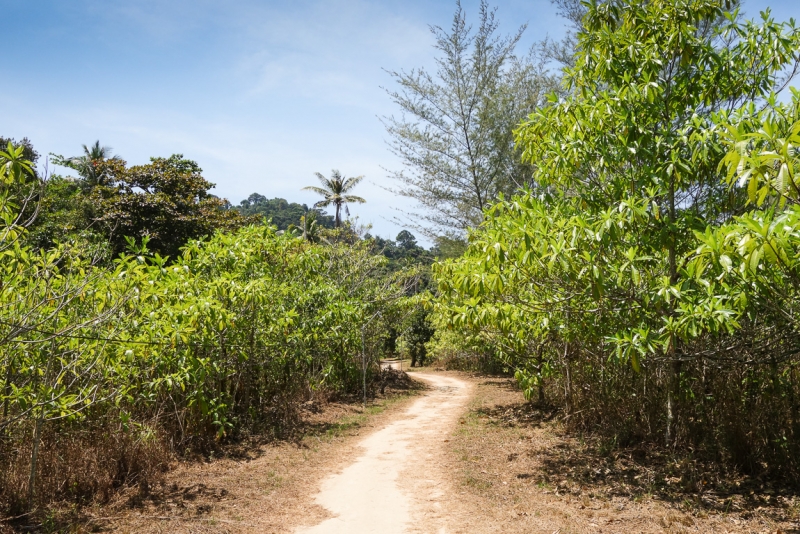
top-left (0, 146), bottom-right (411, 512)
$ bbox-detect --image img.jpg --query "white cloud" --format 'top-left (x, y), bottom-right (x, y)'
top-left (230, 0), bottom-right (434, 109)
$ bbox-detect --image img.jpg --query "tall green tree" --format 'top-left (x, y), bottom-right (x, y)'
top-left (383, 0), bottom-right (560, 240)
top-left (90, 154), bottom-right (250, 258)
top-left (435, 0), bottom-right (800, 461)
top-left (302, 169), bottom-right (366, 227)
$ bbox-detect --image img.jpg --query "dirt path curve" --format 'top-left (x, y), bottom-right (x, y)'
top-left (296, 373), bottom-right (471, 534)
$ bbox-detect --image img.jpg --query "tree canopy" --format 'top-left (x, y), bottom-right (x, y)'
top-left (235, 194), bottom-right (334, 230)
top-left (433, 0), bottom-right (800, 473)
top-left (88, 154), bottom-right (250, 258)
top-left (51, 140), bottom-right (119, 189)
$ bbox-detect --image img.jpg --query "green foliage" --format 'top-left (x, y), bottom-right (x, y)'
top-left (1, 147), bottom-right (414, 510)
top-left (88, 155), bottom-right (252, 258)
top-left (718, 90), bottom-right (800, 207)
top-left (369, 230), bottom-right (435, 271)
top-left (302, 169), bottom-right (365, 228)
top-left (403, 308), bottom-right (435, 367)
top-left (23, 176), bottom-right (105, 253)
top-left (235, 194), bottom-right (334, 230)
top-left (689, 91), bottom-right (800, 354)
top-left (433, 0), bottom-right (800, 475)
top-left (51, 140), bottom-right (119, 189)
top-left (0, 142), bottom-right (40, 234)
top-left (383, 0), bottom-right (560, 239)
top-left (0, 137), bottom-right (39, 175)
top-left (41, 151), bottom-right (249, 258)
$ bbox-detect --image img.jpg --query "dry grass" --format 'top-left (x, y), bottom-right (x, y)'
top-left (439, 374), bottom-right (800, 534)
top-left (9, 370), bottom-right (797, 533)
top-left (0, 420), bottom-right (171, 525)
top-left (0, 371), bottom-right (424, 534)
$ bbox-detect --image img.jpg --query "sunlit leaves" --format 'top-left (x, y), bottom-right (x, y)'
top-left (435, 0), bottom-right (800, 397)
top-left (719, 92), bottom-right (800, 207)
top-left (1, 148), bottom-right (407, 447)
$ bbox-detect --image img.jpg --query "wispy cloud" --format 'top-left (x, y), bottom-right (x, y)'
top-left (230, 0), bottom-right (433, 109)
top-left (6, 0), bottom-right (579, 244)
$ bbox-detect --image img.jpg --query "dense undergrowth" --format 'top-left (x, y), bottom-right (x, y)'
top-left (0, 147), bottom-right (416, 514)
top-left (430, 0), bottom-right (800, 482)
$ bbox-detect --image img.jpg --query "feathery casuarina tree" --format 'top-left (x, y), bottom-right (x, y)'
top-left (382, 0), bottom-right (560, 240)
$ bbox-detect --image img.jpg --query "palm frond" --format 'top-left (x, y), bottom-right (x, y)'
top-left (314, 172), bottom-right (333, 191)
top-left (305, 170), bottom-right (364, 226)
top-left (342, 175), bottom-right (365, 192)
top-left (302, 186), bottom-right (331, 196)
top-left (83, 140), bottom-right (115, 160)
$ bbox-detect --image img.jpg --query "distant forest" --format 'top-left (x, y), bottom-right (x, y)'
top-left (234, 193), bottom-right (335, 230)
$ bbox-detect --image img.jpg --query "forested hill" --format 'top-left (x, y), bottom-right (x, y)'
top-left (234, 193), bottom-right (335, 230)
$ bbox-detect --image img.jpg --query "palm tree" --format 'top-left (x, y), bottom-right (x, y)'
top-left (53, 141), bottom-right (118, 188)
top-left (302, 170), bottom-right (366, 227)
top-left (287, 211), bottom-right (327, 244)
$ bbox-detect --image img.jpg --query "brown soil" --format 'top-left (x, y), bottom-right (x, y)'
top-left (6, 369), bottom-right (798, 533)
top-left (433, 372), bottom-right (800, 534)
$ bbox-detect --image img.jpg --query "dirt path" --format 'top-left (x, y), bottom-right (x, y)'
top-left (296, 373), bottom-right (471, 534)
top-left (49, 371), bottom-right (798, 533)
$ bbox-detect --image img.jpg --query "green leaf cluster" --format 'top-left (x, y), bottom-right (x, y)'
top-left (1, 146), bottom-right (412, 498)
top-left (432, 0), bottom-right (800, 469)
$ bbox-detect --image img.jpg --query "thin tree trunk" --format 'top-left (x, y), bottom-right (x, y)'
top-left (665, 360), bottom-right (674, 447)
top-left (3, 357), bottom-right (12, 419)
top-left (28, 406), bottom-right (45, 506)
top-left (537, 343), bottom-right (545, 404)
top-left (29, 336), bottom-right (57, 507)
top-left (665, 176), bottom-right (679, 447)
top-left (564, 340), bottom-right (571, 415)
top-left (790, 363), bottom-right (799, 444)
top-left (665, 356), bottom-right (682, 447)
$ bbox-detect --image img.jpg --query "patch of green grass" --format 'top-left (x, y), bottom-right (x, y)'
top-left (309, 392), bottom-right (418, 442)
top-left (465, 475), bottom-right (492, 490)
top-left (323, 416), bottom-right (365, 438)
top-left (266, 469), bottom-right (284, 487)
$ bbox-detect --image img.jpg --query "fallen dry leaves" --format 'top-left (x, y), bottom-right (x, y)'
top-left (1, 372), bottom-right (423, 534)
top-left (436, 373), bottom-right (800, 534)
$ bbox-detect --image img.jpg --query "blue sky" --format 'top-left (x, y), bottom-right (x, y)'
top-left (3, 0), bottom-right (799, 244)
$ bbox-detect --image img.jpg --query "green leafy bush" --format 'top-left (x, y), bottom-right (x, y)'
top-left (0, 145), bottom-right (410, 511)
top-left (432, 0), bottom-right (800, 478)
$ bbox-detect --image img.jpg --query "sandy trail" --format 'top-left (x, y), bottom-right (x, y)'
top-left (296, 373), bottom-right (470, 534)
